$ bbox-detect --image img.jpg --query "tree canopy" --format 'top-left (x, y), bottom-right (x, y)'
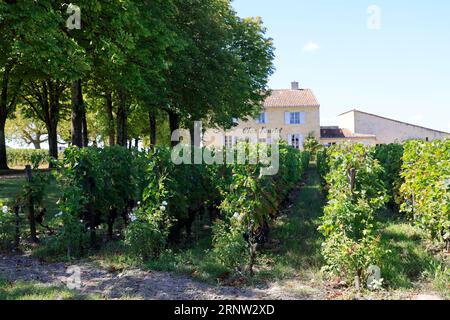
top-left (0, 0), bottom-right (274, 169)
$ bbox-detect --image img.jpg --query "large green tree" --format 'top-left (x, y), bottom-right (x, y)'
top-left (1, 1), bottom-right (84, 168)
top-left (6, 108), bottom-right (48, 149)
top-left (163, 0), bottom-right (274, 144)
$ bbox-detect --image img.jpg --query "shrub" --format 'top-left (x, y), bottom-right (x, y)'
top-left (372, 144), bottom-right (404, 208)
top-left (0, 203), bottom-right (15, 252)
top-left (318, 143), bottom-right (388, 290)
top-left (303, 133), bottom-right (320, 160)
top-left (400, 139), bottom-right (450, 245)
top-left (125, 213), bottom-right (168, 262)
top-left (316, 147), bottom-right (330, 190)
top-left (216, 142), bottom-right (308, 276)
top-left (54, 146), bottom-right (146, 255)
top-left (212, 219), bottom-right (248, 271)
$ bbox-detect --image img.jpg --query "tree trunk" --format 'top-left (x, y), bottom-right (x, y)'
top-left (32, 139), bottom-right (42, 150)
top-left (82, 107), bottom-right (88, 147)
top-left (0, 64), bottom-right (12, 170)
top-left (106, 92), bottom-right (115, 146)
top-left (71, 80), bottom-right (83, 147)
top-left (47, 123), bottom-right (58, 167)
top-left (0, 116), bottom-right (8, 170)
top-left (168, 110), bottom-right (180, 147)
top-left (116, 89), bottom-right (127, 147)
top-left (149, 111), bottom-right (156, 147)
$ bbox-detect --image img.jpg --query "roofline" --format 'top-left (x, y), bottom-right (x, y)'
top-left (338, 109), bottom-right (450, 135)
top-left (269, 88), bottom-right (313, 91)
top-left (264, 104), bottom-right (320, 108)
top-left (264, 88), bottom-right (320, 108)
top-left (320, 136), bottom-right (377, 140)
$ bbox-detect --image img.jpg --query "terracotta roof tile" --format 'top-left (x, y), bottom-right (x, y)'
top-left (264, 89), bottom-right (319, 108)
top-left (320, 127), bottom-right (376, 139)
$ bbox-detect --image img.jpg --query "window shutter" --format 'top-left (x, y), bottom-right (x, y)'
top-left (285, 112), bottom-right (291, 124)
top-left (299, 134), bottom-right (304, 148)
top-left (300, 112), bottom-right (306, 124)
top-left (264, 112), bottom-right (268, 124)
top-left (287, 134), bottom-right (292, 146)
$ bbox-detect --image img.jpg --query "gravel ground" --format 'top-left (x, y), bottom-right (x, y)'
top-left (0, 254), bottom-right (324, 300)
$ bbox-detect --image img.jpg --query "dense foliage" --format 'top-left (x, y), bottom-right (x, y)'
top-left (372, 144), bottom-right (404, 208)
top-left (214, 143), bottom-right (310, 274)
top-left (53, 146), bottom-right (147, 256)
top-left (400, 140), bottom-right (450, 246)
top-left (0, 0), bottom-right (274, 170)
top-left (0, 202), bottom-right (15, 252)
top-left (318, 144), bottom-right (388, 289)
top-left (316, 147), bottom-right (330, 189)
top-left (125, 142), bottom-right (310, 272)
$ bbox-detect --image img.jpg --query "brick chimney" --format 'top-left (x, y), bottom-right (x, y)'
top-left (291, 81), bottom-right (299, 90)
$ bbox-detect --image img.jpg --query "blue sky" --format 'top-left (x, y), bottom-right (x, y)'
top-left (232, 0), bottom-right (450, 131)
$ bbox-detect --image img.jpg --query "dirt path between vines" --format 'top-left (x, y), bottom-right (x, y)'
top-left (0, 254), bottom-right (324, 300)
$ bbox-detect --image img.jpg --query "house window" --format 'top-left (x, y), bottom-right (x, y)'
top-left (285, 112), bottom-right (305, 125)
top-left (290, 112), bottom-right (300, 124)
top-left (224, 136), bottom-right (233, 148)
top-left (256, 112), bottom-right (267, 124)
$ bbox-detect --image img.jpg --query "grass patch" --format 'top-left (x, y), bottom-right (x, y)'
top-left (0, 178), bottom-right (25, 204)
top-left (378, 212), bottom-right (449, 297)
top-left (0, 175), bottom-right (61, 218)
top-left (91, 234), bottom-right (229, 285)
top-left (253, 164), bottom-right (324, 284)
top-left (0, 278), bottom-right (98, 300)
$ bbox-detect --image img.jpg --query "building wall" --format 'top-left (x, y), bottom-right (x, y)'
top-left (204, 106), bottom-right (320, 148)
top-left (339, 111), bottom-right (449, 144)
top-left (338, 112), bottom-right (356, 134)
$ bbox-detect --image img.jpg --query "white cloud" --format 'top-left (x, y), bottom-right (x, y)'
top-left (303, 41), bottom-right (320, 53)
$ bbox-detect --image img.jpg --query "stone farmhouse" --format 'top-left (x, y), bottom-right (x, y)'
top-left (203, 82), bottom-right (449, 149)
